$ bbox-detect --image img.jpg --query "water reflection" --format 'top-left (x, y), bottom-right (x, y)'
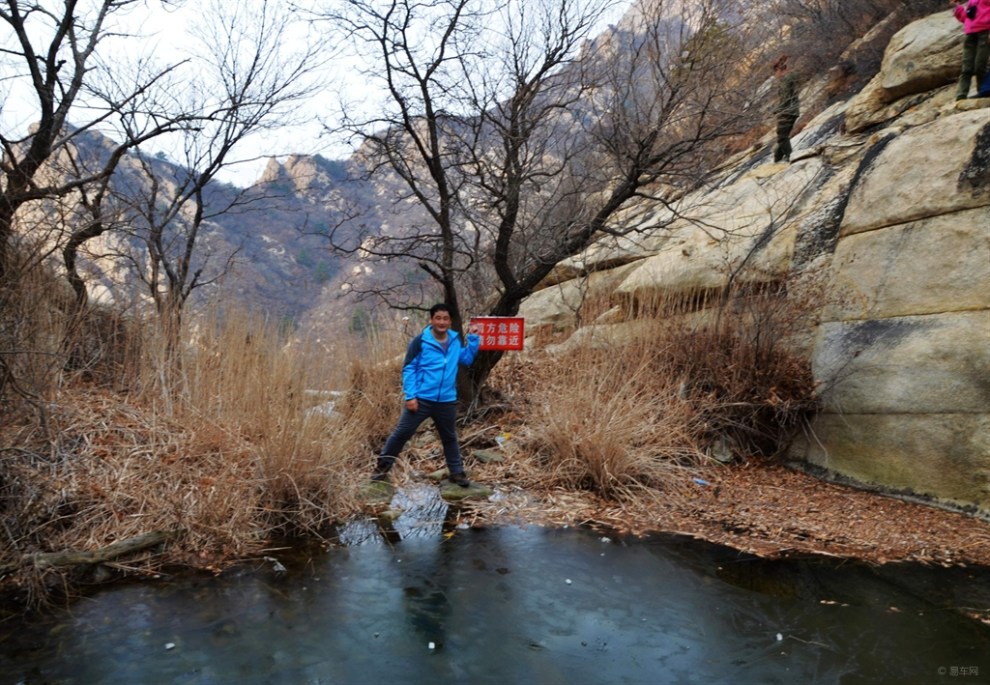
top-left (1, 509), bottom-right (988, 685)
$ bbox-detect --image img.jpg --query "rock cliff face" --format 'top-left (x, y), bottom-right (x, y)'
top-left (518, 12), bottom-right (990, 512)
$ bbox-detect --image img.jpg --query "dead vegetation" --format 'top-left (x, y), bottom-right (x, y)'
top-left (2, 262), bottom-right (989, 611)
top-left (0, 270), bottom-right (401, 607)
top-left (455, 456), bottom-right (990, 570)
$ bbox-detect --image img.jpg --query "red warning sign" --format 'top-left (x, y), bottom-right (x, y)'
top-left (469, 317), bottom-right (525, 351)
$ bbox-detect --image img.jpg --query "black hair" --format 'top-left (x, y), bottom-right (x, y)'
top-left (429, 303), bottom-right (451, 317)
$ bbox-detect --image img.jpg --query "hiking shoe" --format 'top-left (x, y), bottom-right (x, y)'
top-left (449, 472), bottom-right (471, 488)
top-left (371, 456), bottom-right (393, 482)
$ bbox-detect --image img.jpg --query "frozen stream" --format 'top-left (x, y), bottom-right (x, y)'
top-left (1, 484), bottom-right (988, 684)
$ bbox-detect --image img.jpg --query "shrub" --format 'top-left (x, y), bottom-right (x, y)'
top-left (515, 272), bottom-right (821, 499)
top-left (0, 300), bottom-right (390, 606)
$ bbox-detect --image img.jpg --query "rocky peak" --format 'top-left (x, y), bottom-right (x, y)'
top-left (258, 156), bottom-right (287, 185)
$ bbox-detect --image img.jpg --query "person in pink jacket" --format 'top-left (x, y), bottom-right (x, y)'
top-left (953, 0), bottom-right (990, 99)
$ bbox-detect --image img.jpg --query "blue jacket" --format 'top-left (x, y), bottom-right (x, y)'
top-left (402, 325), bottom-right (480, 403)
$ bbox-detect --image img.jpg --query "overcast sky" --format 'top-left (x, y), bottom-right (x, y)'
top-left (121, 0), bottom-right (354, 187)
top-left (2, 0), bottom-right (632, 188)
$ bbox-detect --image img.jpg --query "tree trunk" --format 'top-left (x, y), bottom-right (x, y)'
top-left (462, 348), bottom-right (505, 411)
top-left (63, 224), bottom-right (105, 309)
top-left (458, 290), bottom-right (529, 410)
top-left (0, 529), bottom-right (182, 575)
top-left (0, 205), bottom-right (15, 282)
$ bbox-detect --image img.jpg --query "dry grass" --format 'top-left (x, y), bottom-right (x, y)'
top-left (490, 276), bottom-right (820, 508)
top-left (0, 283), bottom-right (415, 606)
top-left (175, 311), bottom-right (358, 538)
top-left (513, 344), bottom-right (703, 498)
top-left (0, 264), bottom-right (820, 609)
top-left (0, 263), bottom-right (73, 432)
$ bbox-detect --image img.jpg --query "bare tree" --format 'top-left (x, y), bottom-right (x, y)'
top-left (95, 0), bottom-right (323, 372)
top-left (321, 0), bottom-right (761, 400)
top-left (772, 0), bottom-right (944, 81)
top-left (57, 62), bottom-right (197, 311)
top-left (2, 0), bottom-right (321, 399)
top-left (0, 0), bottom-right (192, 282)
top-left (0, 0), bottom-right (202, 421)
top-left (321, 0), bottom-right (617, 320)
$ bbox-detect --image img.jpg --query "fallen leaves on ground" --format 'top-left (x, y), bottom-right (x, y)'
top-left (460, 458), bottom-right (990, 568)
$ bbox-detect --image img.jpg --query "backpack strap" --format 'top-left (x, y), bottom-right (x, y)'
top-left (403, 332), bottom-right (424, 366)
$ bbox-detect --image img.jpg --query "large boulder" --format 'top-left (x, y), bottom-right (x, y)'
top-left (613, 160), bottom-right (823, 304)
top-left (800, 99), bottom-right (990, 511)
top-left (538, 202), bottom-right (679, 288)
top-left (812, 311), bottom-right (990, 414)
top-left (791, 413), bottom-right (990, 507)
top-left (844, 12), bottom-right (962, 132)
top-left (520, 261), bottom-right (642, 332)
top-left (878, 11), bottom-right (962, 100)
top-left (825, 208), bottom-right (990, 321)
top-left (842, 111), bottom-right (990, 234)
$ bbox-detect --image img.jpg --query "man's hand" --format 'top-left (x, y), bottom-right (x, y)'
top-left (405, 398), bottom-right (418, 413)
top-left (468, 321), bottom-right (483, 335)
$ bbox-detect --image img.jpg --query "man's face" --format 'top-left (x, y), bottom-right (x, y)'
top-left (430, 310), bottom-right (452, 334)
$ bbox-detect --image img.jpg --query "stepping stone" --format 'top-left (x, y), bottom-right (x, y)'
top-left (359, 480), bottom-right (395, 506)
top-left (440, 481), bottom-right (493, 502)
top-left (377, 508), bottom-right (403, 524)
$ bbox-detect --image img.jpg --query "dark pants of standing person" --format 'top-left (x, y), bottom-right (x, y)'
top-left (774, 114), bottom-right (798, 163)
top-left (378, 398), bottom-right (465, 476)
top-left (957, 31), bottom-right (990, 100)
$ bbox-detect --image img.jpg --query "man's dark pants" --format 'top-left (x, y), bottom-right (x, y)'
top-left (379, 398), bottom-right (465, 476)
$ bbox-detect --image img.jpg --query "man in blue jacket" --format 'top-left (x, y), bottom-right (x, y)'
top-left (372, 303), bottom-right (481, 487)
